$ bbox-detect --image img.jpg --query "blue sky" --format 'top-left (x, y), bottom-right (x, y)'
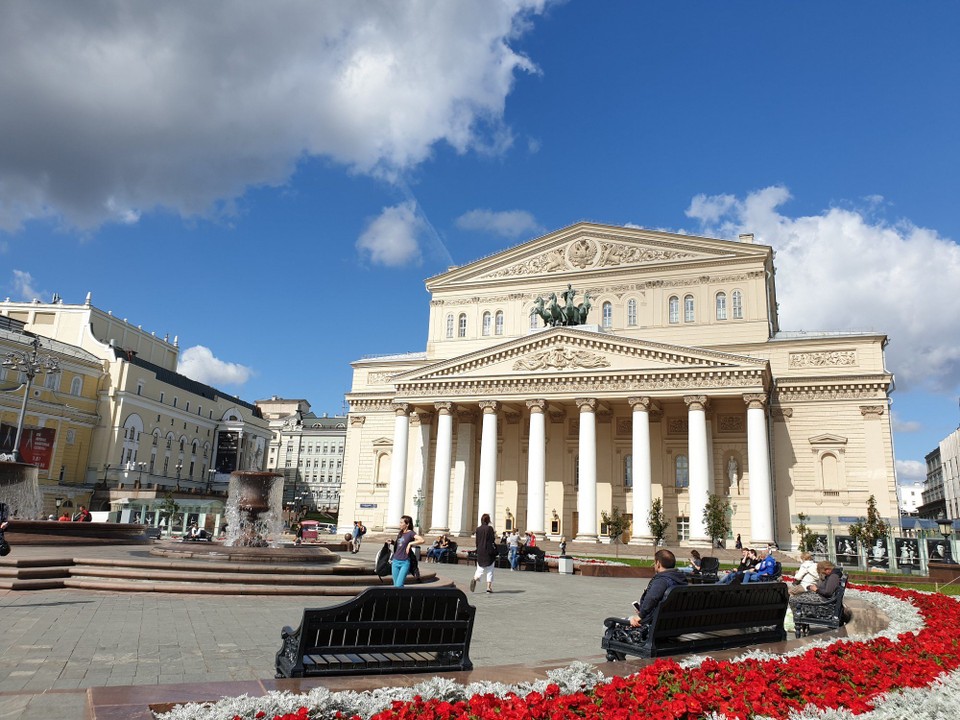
top-left (1, 1), bottom-right (958, 485)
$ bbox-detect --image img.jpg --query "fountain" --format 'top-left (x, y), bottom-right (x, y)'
top-left (0, 459), bottom-right (43, 519)
top-left (224, 470), bottom-right (285, 547)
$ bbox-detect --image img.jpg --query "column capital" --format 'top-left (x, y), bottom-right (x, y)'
top-left (743, 393), bottom-right (768, 410)
top-left (627, 396), bottom-right (652, 412)
top-left (525, 399), bottom-right (547, 413)
top-left (859, 405), bottom-right (885, 417)
top-left (478, 400), bottom-right (500, 414)
top-left (575, 397), bottom-right (597, 413)
top-left (683, 395), bottom-right (708, 411)
top-left (349, 415), bottom-right (366, 427)
top-left (434, 402), bottom-right (454, 415)
top-left (392, 402), bottom-right (411, 416)
top-left (410, 410), bottom-right (433, 426)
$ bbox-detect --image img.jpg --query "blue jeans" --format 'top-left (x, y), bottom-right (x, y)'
top-left (742, 571), bottom-right (768, 584)
top-left (392, 558), bottom-right (410, 587)
top-left (509, 547), bottom-right (518, 569)
top-left (718, 571), bottom-right (739, 584)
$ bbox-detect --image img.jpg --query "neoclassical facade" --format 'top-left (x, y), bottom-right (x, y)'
top-left (340, 223), bottom-right (898, 548)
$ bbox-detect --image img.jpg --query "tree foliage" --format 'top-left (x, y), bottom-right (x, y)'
top-left (848, 495), bottom-right (891, 554)
top-left (601, 506), bottom-right (631, 557)
top-left (795, 512), bottom-right (818, 552)
top-left (703, 493), bottom-right (732, 547)
top-left (648, 497), bottom-right (670, 547)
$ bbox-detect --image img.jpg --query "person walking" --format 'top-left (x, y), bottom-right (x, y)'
top-left (470, 513), bottom-right (496, 594)
top-left (507, 529), bottom-right (521, 570)
top-left (391, 515), bottom-right (423, 588)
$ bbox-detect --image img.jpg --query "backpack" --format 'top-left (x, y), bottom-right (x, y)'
top-left (374, 542), bottom-right (391, 578)
top-left (358, 524), bottom-right (366, 536)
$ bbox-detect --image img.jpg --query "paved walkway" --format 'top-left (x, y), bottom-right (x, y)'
top-left (0, 538), bottom-right (654, 720)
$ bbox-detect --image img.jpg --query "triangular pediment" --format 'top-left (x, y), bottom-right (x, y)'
top-left (394, 327), bottom-right (768, 384)
top-left (426, 222), bottom-right (770, 290)
top-left (809, 433), bottom-right (848, 445)
top-left (371, 437), bottom-right (393, 447)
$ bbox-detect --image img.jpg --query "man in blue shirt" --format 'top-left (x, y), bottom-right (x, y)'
top-left (742, 547), bottom-right (776, 583)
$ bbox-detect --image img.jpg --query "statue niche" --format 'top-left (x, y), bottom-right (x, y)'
top-left (533, 284), bottom-right (593, 327)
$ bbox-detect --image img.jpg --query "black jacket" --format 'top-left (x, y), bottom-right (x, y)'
top-left (475, 523), bottom-right (496, 566)
top-left (637, 568), bottom-right (688, 623)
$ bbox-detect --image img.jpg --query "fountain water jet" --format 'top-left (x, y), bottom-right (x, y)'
top-left (0, 460), bottom-right (43, 519)
top-left (224, 470), bottom-right (285, 547)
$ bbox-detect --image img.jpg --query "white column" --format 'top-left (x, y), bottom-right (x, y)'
top-left (385, 403), bottom-right (410, 533)
top-left (685, 395), bottom-right (710, 546)
top-left (628, 397), bottom-right (653, 543)
top-left (575, 398), bottom-right (598, 541)
top-left (430, 402), bottom-right (454, 533)
top-left (410, 410), bottom-right (432, 534)
top-left (450, 409), bottom-right (476, 537)
top-left (746, 393), bottom-right (774, 545)
top-left (525, 399), bottom-right (547, 535)
top-left (477, 400), bottom-right (499, 527)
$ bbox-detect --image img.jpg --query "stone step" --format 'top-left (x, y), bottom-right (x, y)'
top-left (0, 577), bottom-right (70, 590)
top-left (72, 556), bottom-right (370, 576)
top-left (67, 564), bottom-right (440, 586)
top-left (61, 576), bottom-right (454, 595)
top-left (0, 565), bottom-right (72, 579)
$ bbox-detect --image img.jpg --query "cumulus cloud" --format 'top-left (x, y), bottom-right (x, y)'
top-left (896, 459), bottom-right (927, 484)
top-left (9, 270), bottom-right (43, 301)
top-left (892, 413), bottom-right (922, 433)
top-left (177, 345), bottom-right (253, 388)
top-left (356, 201), bottom-right (423, 267)
top-left (455, 208), bottom-right (542, 239)
top-left (684, 186), bottom-right (960, 393)
top-left (0, 1), bottom-right (547, 233)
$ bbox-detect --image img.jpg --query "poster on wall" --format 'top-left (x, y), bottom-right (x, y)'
top-left (216, 431), bottom-right (239, 473)
top-left (835, 536), bottom-right (858, 566)
top-left (0, 422), bottom-right (56, 469)
top-left (894, 538), bottom-right (921, 569)
top-left (926, 538), bottom-right (956, 563)
top-left (812, 535), bottom-right (829, 559)
top-left (866, 537), bottom-right (890, 568)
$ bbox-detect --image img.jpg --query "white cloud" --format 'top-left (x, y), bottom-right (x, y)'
top-left (356, 201), bottom-right (423, 267)
top-left (177, 345), bottom-right (253, 388)
top-left (684, 186), bottom-right (960, 393)
top-left (455, 208), bottom-right (542, 239)
top-left (896, 459), bottom-right (927, 484)
top-left (0, 1), bottom-right (547, 233)
top-left (9, 270), bottom-right (42, 301)
top-left (892, 413), bottom-right (922, 433)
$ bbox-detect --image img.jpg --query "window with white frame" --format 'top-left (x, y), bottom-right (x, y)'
top-left (602, 301), bottom-right (613, 328)
top-left (677, 516), bottom-right (690, 542)
top-left (684, 295), bottom-right (695, 322)
top-left (458, 313), bottom-right (467, 337)
top-left (627, 298), bottom-right (637, 326)
top-left (70, 376), bottom-right (83, 396)
top-left (495, 310), bottom-right (504, 335)
top-left (675, 454), bottom-right (689, 488)
top-left (668, 296), bottom-right (680, 324)
top-left (716, 292), bottom-right (727, 320)
top-left (481, 311), bottom-right (491, 336)
top-left (732, 290), bottom-right (743, 319)
top-left (446, 314), bottom-right (454, 338)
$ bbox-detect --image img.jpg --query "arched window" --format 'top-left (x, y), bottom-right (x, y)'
top-left (684, 295), bottom-right (695, 322)
top-left (732, 290), bottom-right (743, 319)
top-left (668, 296), bottom-right (680, 324)
top-left (602, 301), bottom-right (613, 328)
top-left (457, 313), bottom-right (467, 338)
top-left (495, 310), bottom-right (504, 335)
top-left (716, 292), bottom-right (727, 320)
top-left (675, 455), bottom-right (689, 488)
top-left (70, 376), bottom-right (83, 396)
top-left (481, 311), bottom-right (492, 336)
top-left (445, 314), bottom-right (454, 338)
top-left (627, 298), bottom-right (637, 326)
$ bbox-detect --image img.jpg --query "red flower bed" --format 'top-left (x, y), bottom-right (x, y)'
top-left (257, 585), bottom-right (960, 720)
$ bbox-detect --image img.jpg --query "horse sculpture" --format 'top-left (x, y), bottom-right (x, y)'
top-left (534, 287), bottom-right (594, 327)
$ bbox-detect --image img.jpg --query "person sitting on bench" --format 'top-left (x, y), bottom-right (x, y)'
top-left (627, 549), bottom-right (687, 631)
top-left (425, 534), bottom-right (450, 563)
top-left (187, 523), bottom-right (208, 541)
top-left (789, 560), bottom-right (841, 609)
top-left (718, 547), bottom-right (756, 584)
top-left (718, 547), bottom-right (774, 584)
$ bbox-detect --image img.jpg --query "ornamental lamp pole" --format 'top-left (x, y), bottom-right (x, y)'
top-left (413, 488), bottom-right (425, 535)
top-left (1, 336), bottom-right (60, 463)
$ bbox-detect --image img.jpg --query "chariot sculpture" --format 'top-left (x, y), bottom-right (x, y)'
top-left (533, 284), bottom-right (593, 327)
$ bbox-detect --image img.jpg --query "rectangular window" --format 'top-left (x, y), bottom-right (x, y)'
top-left (160, 392), bottom-right (165, 403)
top-left (677, 516), bottom-right (690, 542)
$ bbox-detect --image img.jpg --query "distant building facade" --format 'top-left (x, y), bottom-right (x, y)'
top-left (258, 396), bottom-right (346, 515)
top-left (920, 427), bottom-right (960, 521)
top-left (339, 223), bottom-right (898, 548)
top-left (897, 480), bottom-right (924, 516)
top-left (0, 296), bottom-right (270, 531)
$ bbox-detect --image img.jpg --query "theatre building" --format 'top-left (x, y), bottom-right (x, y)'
top-left (340, 223), bottom-right (897, 548)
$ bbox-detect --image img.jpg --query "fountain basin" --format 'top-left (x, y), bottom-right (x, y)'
top-left (4, 520), bottom-right (155, 545)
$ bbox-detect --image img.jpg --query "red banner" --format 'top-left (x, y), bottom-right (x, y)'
top-left (0, 422), bottom-right (56, 469)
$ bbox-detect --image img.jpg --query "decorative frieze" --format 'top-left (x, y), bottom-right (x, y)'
top-left (368, 372), bottom-right (399, 385)
top-left (513, 346), bottom-right (611, 371)
top-left (859, 405), bottom-right (885, 417)
top-left (717, 414), bottom-right (745, 433)
top-left (776, 385), bottom-right (887, 402)
top-left (616, 417), bottom-right (631, 435)
top-left (667, 417), bottom-right (689, 434)
top-left (789, 351), bottom-right (857, 368)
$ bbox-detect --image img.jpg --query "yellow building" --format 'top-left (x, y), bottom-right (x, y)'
top-left (339, 223), bottom-right (897, 549)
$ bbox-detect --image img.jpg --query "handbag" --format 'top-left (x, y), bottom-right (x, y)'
top-left (0, 536), bottom-right (11, 557)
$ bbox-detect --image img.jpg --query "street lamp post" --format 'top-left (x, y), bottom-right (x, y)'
top-left (175, 463), bottom-right (183, 490)
top-left (55, 497), bottom-right (63, 517)
top-left (136, 462), bottom-right (146, 488)
top-left (206, 468), bottom-right (215, 493)
top-left (413, 488), bottom-right (425, 535)
top-left (1, 336), bottom-right (60, 462)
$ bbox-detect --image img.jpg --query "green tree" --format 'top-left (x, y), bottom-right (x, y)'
top-left (795, 512), bottom-right (818, 552)
top-left (848, 495), bottom-right (891, 562)
top-left (648, 497), bottom-right (670, 550)
top-left (601, 506), bottom-right (631, 557)
top-left (703, 493), bottom-right (732, 548)
top-left (157, 492), bottom-right (181, 536)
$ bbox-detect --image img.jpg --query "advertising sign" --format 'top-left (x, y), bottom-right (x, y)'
top-left (216, 431), bottom-right (239, 473)
top-left (0, 422), bottom-right (56, 469)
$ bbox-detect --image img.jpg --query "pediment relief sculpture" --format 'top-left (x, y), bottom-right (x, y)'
top-left (512, 346), bottom-right (611, 371)
top-left (481, 237), bottom-right (699, 278)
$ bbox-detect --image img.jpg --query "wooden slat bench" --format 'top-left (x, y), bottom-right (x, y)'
top-left (792, 573), bottom-right (848, 638)
top-left (275, 587), bottom-right (476, 678)
top-left (602, 582), bottom-right (789, 659)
